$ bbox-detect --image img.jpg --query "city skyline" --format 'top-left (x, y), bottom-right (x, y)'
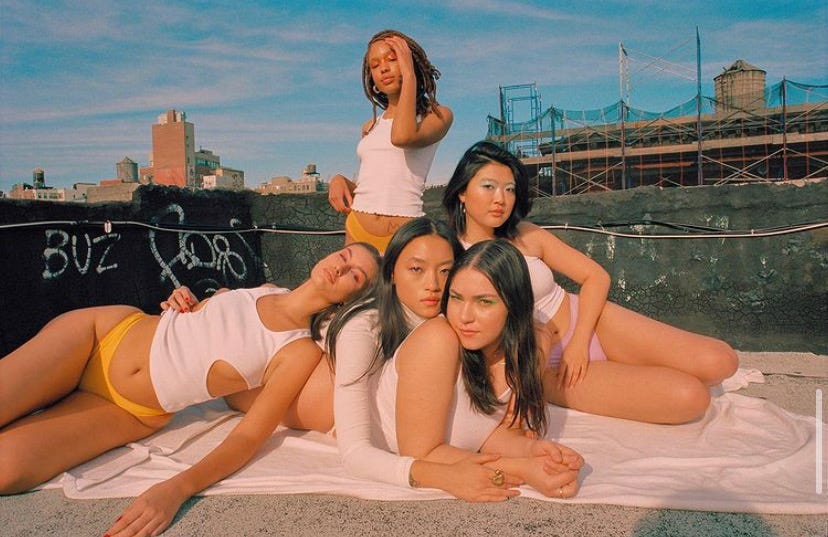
top-left (1, 0), bottom-right (826, 193)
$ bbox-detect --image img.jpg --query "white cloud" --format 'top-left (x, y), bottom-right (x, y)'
top-left (446, 0), bottom-right (579, 22)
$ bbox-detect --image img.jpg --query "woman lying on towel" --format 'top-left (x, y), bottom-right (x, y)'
top-left (381, 236), bottom-right (584, 499)
top-left (442, 141), bottom-right (739, 424)
top-left (0, 244), bottom-right (380, 537)
top-left (226, 217), bottom-right (583, 501)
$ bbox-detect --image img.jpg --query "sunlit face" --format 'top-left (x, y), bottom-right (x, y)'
top-left (392, 235), bottom-right (454, 320)
top-left (445, 267), bottom-right (508, 356)
top-left (458, 162), bottom-right (517, 235)
top-left (367, 39), bottom-right (401, 95)
top-left (312, 245), bottom-right (378, 304)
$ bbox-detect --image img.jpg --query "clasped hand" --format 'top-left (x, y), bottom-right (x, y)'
top-left (443, 453), bottom-right (522, 503)
top-left (524, 439), bottom-right (583, 498)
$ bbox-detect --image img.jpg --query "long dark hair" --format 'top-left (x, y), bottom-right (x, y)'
top-left (362, 29), bottom-right (444, 131)
top-left (441, 140), bottom-right (532, 240)
top-left (440, 239), bottom-right (546, 436)
top-left (324, 217), bottom-right (462, 373)
top-left (310, 241), bottom-right (382, 345)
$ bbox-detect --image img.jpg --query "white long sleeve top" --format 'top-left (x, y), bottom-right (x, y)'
top-left (332, 309), bottom-right (415, 487)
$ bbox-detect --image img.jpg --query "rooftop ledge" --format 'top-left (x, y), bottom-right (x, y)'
top-left (0, 179), bottom-right (826, 355)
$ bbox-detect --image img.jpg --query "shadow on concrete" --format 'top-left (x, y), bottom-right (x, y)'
top-left (632, 504), bottom-right (777, 537)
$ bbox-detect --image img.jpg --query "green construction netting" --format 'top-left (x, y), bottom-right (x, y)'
top-left (488, 80), bottom-right (828, 137)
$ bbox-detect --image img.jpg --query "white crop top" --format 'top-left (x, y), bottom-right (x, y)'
top-left (350, 115), bottom-right (440, 217)
top-left (149, 287), bottom-right (311, 412)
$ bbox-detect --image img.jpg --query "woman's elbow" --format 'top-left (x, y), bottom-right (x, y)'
top-left (589, 266), bottom-right (611, 291)
top-left (390, 133), bottom-right (419, 148)
top-left (397, 441), bottom-right (433, 460)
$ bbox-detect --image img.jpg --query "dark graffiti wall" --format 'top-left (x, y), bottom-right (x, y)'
top-left (0, 186), bottom-right (265, 355)
top-left (1, 179), bottom-right (826, 356)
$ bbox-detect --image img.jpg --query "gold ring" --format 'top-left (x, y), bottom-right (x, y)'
top-left (491, 469), bottom-right (505, 486)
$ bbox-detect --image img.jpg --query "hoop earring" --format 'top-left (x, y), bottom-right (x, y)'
top-left (373, 84), bottom-right (381, 94)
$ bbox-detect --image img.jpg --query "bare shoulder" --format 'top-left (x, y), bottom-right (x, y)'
top-left (517, 220), bottom-right (545, 240)
top-left (432, 104), bottom-right (454, 123)
top-left (279, 336), bottom-right (322, 359)
top-left (259, 336), bottom-right (322, 385)
top-left (399, 317), bottom-right (459, 361)
top-left (361, 117), bottom-right (377, 136)
top-left (409, 316), bottom-right (457, 345)
top-left (518, 220), bottom-right (564, 251)
top-left (398, 317), bottom-right (461, 377)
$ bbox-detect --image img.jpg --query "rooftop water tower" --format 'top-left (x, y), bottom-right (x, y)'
top-left (714, 59), bottom-right (767, 113)
top-left (117, 157), bottom-right (139, 182)
top-left (32, 168), bottom-right (45, 189)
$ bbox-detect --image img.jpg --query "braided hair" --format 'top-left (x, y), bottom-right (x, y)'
top-left (362, 30), bottom-right (443, 130)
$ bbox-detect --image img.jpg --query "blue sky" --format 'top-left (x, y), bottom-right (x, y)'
top-left (1, 0), bottom-right (826, 193)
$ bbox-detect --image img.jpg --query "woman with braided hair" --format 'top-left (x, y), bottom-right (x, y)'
top-left (328, 29), bottom-right (453, 253)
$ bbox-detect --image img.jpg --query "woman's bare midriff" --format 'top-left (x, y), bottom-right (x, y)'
top-left (108, 313), bottom-right (265, 426)
top-left (352, 210), bottom-right (413, 237)
top-left (107, 315), bottom-right (172, 427)
top-left (545, 293), bottom-right (571, 346)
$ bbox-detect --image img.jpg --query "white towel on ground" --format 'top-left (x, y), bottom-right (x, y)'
top-left (41, 368), bottom-right (827, 514)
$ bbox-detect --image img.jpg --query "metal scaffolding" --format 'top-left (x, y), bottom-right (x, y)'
top-left (487, 54), bottom-right (828, 197)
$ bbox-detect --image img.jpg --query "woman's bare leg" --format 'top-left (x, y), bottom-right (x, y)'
top-left (282, 358), bottom-right (334, 431)
top-left (544, 300), bottom-right (737, 424)
top-left (544, 361), bottom-right (711, 424)
top-left (0, 391), bottom-right (162, 493)
top-left (595, 301), bottom-right (738, 385)
top-left (0, 305), bottom-right (141, 427)
top-left (344, 228), bottom-right (356, 245)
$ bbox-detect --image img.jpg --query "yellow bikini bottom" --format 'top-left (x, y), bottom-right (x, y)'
top-left (79, 312), bottom-right (169, 418)
top-left (345, 212), bottom-right (394, 254)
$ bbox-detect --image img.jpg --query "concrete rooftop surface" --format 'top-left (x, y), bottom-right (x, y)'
top-left (0, 351), bottom-right (825, 537)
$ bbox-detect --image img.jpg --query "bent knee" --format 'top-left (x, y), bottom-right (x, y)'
top-left (664, 380), bottom-right (711, 425)
top-left (0, 442), bottom-right (37, 494)
top-left (698, 341), bottom-right (739, 385)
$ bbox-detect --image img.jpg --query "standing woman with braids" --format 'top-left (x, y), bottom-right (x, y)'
top-left (328, 29), bottom-right (453, 253)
